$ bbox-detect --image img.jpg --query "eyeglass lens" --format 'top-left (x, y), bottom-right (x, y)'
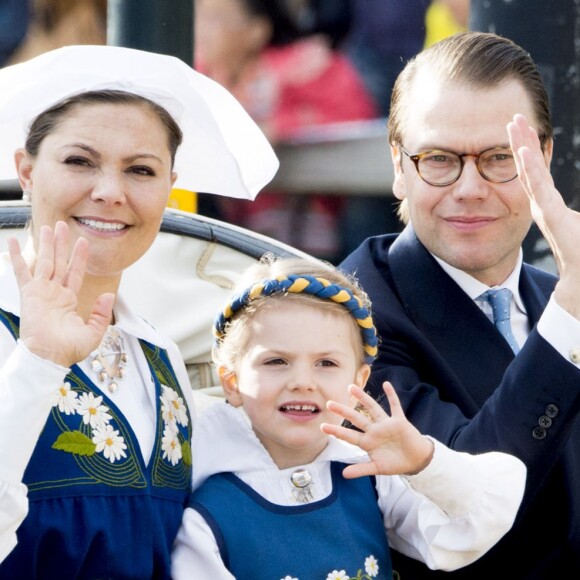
top-left (417, 148), bottom-right (517, 185)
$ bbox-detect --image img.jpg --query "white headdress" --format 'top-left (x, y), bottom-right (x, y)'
top-left (0, 45), bottom-right (279, 200)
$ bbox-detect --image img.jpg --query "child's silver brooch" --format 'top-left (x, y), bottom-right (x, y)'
top-left (290, 469), bottom-right (314, 503)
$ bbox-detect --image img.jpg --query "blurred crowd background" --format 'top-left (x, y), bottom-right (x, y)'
top-left (0, 0), bottom-right (506, 265)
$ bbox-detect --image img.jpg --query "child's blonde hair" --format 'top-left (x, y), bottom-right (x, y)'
top-left (212, 256), bottom-right (378, 373)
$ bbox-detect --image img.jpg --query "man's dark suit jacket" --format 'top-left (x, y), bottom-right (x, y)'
top-left (341, 225), bottom-right (580, 579)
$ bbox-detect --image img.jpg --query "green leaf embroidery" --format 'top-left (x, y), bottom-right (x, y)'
top-left (52, 431), bottom-right (96, 456)
top-left (181, 440), bottom-right (192, 466)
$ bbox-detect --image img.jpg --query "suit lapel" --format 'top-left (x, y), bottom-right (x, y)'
top-left (388, 226), bottom-right (520, 408)
top-left (519, 264), bottom-right (554, 327)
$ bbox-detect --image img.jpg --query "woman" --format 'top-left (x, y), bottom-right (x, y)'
top-left (0, 45), bottom-right (277, 578)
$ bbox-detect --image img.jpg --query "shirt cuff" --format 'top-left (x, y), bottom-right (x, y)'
top-left (403, 438), bottom-right (525, 517)
top-left (0, 479), bottom-right (28, 562)
top-left (537, 294), bottom-right (580, 369)
top-left (403, 438), bottom-right (479, 515)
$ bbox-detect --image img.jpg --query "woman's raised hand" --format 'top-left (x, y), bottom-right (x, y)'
top-left (7, 221), bottom-right (114, 368)
top-left (321, 381), bottom-right (434, 479)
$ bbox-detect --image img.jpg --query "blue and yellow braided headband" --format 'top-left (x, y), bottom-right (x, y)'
top-left (214, 274), bottom-right (378, 364)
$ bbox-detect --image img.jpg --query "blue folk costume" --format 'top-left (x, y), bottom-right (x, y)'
top-left (171, 400), bottom-right (527, 579)
top-left (0, 308), bottom-right (192, 580)
top-left (191, 463), bottom-right (392, 579)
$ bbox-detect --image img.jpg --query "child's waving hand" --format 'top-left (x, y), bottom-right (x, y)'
top-left (322, 381), bottom-right (434, 479)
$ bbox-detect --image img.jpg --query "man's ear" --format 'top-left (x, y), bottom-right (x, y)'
top-left (542, 138), bottom-right (554, 168)
top-left (390, 143), bottom-right (407, 201)
top-left (219, 367), bottom-right (243, 407)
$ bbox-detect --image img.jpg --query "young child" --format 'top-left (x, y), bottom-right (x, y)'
top-left (171, 257), bottom-right (526, 580)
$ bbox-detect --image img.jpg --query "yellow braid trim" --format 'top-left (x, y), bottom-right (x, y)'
top-left (287, 278), bottom-right (310, 293)
top-left (357, 317), bottom-right (374, 329)
top-left (329, 289), bottom-right (352, 303)
top-left (364, 345), bottom-right (378, 357)
top-left (249, 283), bottom-right (264, 299)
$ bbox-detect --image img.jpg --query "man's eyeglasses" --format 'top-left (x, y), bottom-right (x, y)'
top-left (399, 145), bottom-right (518, 187)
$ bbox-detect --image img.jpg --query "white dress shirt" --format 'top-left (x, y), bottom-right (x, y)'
top-left (433, 251), bottom-right (580, 368)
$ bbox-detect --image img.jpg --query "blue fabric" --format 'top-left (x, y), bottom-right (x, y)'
top-left (0, 0), bottom-right (29, 65)
top-left (478, 288), bottom-right (520, 354)
top-left (346, 0), bottom-right (430, 58)
top-left (191, 462), bottom-right (392, 579)
top-left (0, 310), bottom-right (192, 580)
top-left (342, 0), bottom-right (430, 115)
top-left (340, 225), bottom-right (580, 577)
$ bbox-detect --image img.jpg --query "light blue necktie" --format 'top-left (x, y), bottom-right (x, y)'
top-left (478, 288), bottom-right (520, 354)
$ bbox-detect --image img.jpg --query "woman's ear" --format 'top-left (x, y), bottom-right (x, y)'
top-left (219, 367), bottom-right (243, 407)
top-left (15, 148), bottom-right (34, 192)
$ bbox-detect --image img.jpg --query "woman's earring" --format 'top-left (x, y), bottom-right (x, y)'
top-left (22, 190), bottom-right (31, 203)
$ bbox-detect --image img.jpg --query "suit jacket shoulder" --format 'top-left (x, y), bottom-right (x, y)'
top-left (341, 228), bottom-right (580, 576)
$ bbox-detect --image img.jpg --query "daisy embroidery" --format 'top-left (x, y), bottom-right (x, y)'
top-left (92, 424), bottom-right (127, 463)
top-left (364, 555), bottom-right (379, 577)
top-left (280, 576), bottom-right (298, 580)
top-left (161, 424), bottom-right (182, 466)
top-left (77, 392), bottom-right (112, 429)
top-left (160, 385), bottom-right (189, 427)
top-left (327, 572), bottom-right (349, 580)
top-left (52, 381), bottom-right (79, 415)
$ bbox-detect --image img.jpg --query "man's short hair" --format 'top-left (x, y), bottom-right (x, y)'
top-left (388, 31), bottom-right (553, 148)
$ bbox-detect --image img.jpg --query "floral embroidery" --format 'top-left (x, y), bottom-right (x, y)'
top-left (283, 555), bottom-right (380, 580)
top-left (159, 385), bottom-right (190, 466)
top-left (2, 319), bottom-right (192, 492)
top-left (364, 555), bottom-right (379, 577)
top-left (77, 392), bottom-right (113, 429)
top-left (327, 572), bottom-right (349, 580)
top-left (92, 424), bottom-right (128, 463)
top-left (52, 381), bottom-right (79, 415)
top-left (161, 424), bottom-right (183, 466)
top-left (51, 385), bottom-right (127, 464)
top-left (52, 383), bottom-right (191, 468)
top-left (160, 385), bottom-right (189, 427)
top-left (51, 430), bottom-right (96, 457)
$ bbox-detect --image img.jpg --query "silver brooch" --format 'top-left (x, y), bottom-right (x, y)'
top-left (89, 326), bottom-right (128, 394)
top-left (290, 468), bottom-right (314, 503)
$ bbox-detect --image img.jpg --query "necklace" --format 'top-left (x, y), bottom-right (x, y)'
top-left (290, 468), bottom-right (314, 503)
top-left (89, 326), bottom-right (129, 394)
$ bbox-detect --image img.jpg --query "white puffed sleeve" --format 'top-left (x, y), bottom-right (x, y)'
top-left (378, 438), bottom-right (526, 571)
top-left (0, 339), bottom-right (70, 561)
top-left (171, 507), bottom-right (235, 580)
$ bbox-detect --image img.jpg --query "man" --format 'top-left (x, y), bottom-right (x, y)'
top-left (341, 32), bottom-right (580, 578)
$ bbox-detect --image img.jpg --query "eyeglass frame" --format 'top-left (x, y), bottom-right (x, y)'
top-left (397, 144), bottom-right (519, 187)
